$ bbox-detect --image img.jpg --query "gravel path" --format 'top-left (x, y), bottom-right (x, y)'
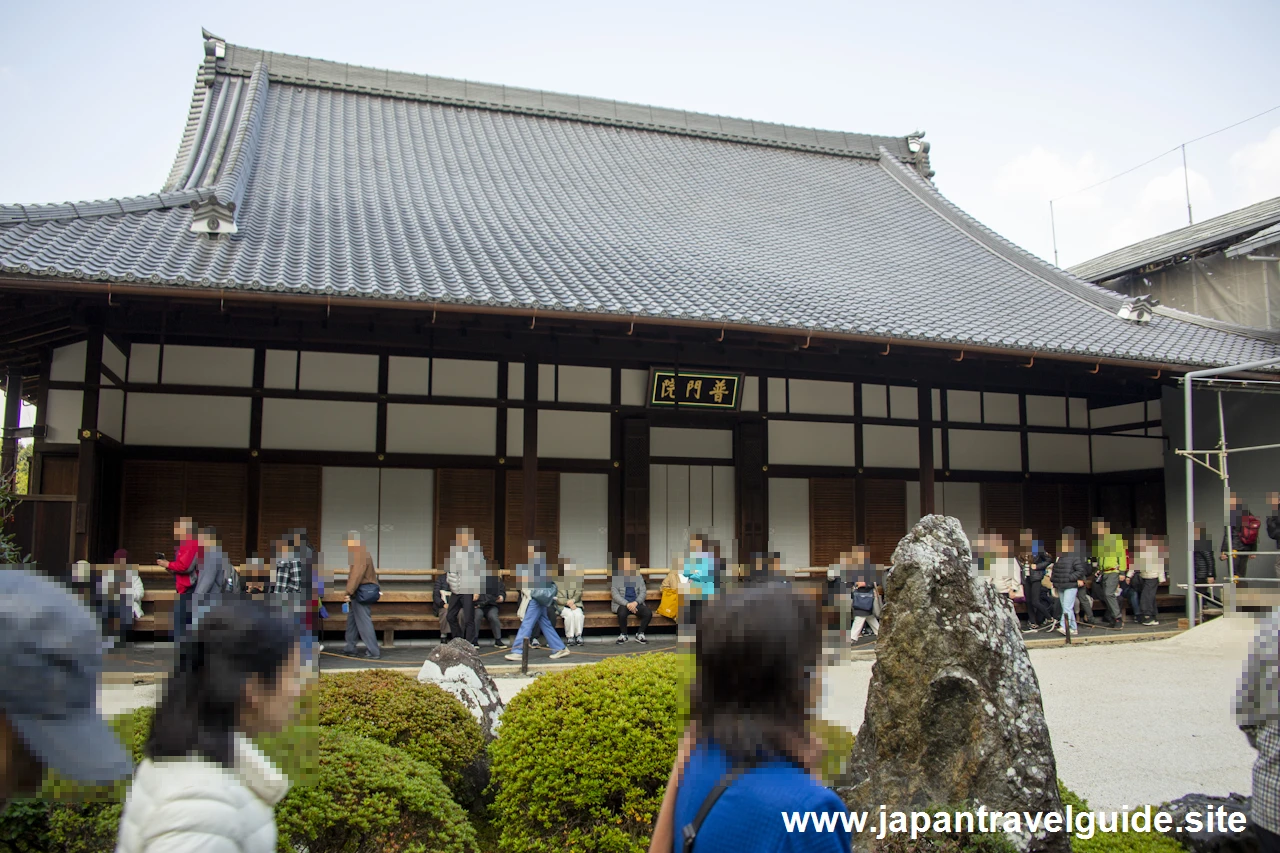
top-left (100, 620), bottom-right (1259, 810)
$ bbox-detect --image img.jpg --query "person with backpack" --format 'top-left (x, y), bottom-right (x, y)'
top-left (1222, 492), bottom-right (1262, 581)
top-left (156, 516), bottom-right (202, 645)
top-left (646, 585), bottom-right (850, 853)
top-left (504, 542), bottom-right (570, 661)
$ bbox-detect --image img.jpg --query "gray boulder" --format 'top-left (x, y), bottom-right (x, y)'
top-left (1163, 794), bottom-right (1256, 853)
top-left (417, 638), bottom-right (505, 741)
top-left (837, 515), bottom-right (1067, 853)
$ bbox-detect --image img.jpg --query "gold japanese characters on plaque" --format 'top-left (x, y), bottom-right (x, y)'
top-left (647, 369), bottom-right (742, 410)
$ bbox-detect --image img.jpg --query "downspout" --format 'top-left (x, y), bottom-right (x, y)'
top-left (1182, 355), bottom-right (1280, 627)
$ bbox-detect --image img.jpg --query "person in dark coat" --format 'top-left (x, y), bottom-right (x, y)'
top-left (1193, 523), bottom-right (1217, 587)
top-left (475, 571), bottom-right (507, 647)
top-left (1221, 492), bottom-right (1260, 580)
top-left (1051, 527), bottom-right (1088, 635)
top-left (1018, 530), bottom-right (1054, 632)
top-left (1267, 492), bottom-right (1280, 579)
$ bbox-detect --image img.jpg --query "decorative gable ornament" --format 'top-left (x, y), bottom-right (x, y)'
top-left (190, 198), bottom-right (237, 238)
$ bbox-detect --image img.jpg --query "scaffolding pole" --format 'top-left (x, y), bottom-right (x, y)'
top-left (1182, 356), bottom-right (1280, 628)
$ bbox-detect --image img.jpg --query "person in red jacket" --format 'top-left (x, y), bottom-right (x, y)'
top-left (156, 517), bottom-right (201, 644)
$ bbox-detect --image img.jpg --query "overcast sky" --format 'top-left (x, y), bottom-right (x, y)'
top-left (1, 0), bottom-right (1278, 273)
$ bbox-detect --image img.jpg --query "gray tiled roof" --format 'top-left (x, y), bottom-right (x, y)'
top-left (1, 33), bottom-right (1277, 370)
top-left (1068, 196), bottom-right (1280, 283)
top-left (1225, 222), bottom-right (1280, 259)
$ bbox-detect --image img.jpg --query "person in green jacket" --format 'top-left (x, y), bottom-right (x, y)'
top-left (553, 558), bottom-right (586, 646)
top-left (1092, 519), bottom-right (1128, 628)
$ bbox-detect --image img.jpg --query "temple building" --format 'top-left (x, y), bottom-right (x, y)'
top-left (3, 29), bottom-right (1277, 594)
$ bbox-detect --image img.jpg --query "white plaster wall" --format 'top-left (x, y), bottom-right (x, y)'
top-left (378, 468), bottom-right (434, 570)
top-left (862, 384), bottom-right (888, 418)
top-left (769, 421), bottom-right (856, 466)
top-left (984, 392), bottom-right (1020, 425)
top-left (538, 365), bottom-right (555, 401)
top-left (386, 404), bottom-right (496, 456)
top-left (128, 343), bottom-right (159, 384)
top-left (948, 429), bottom-right (1021, 471)
top-left (557, 365), bottom-right (611, 404)
top-left (1026, 395), bottom-right (1069, 427)
top-left (740, 376), bottom-right (759, 412)
top-left (1028, 433), bottom-right (1091, 473)
top-left (1090, 402), bottom-right (1148, 429)
top-left (97, 388), bottom-right (124, 441)
top-left (768, 377), bottom-right (787, 411)
top-left (651, 427), bottom-right (733, 459)
top-left (649, 464), bottom-right (734, 568)
top-left (387, 356), bottom-right (432, 396)
top-left (50, 341), bottom-right (87, 382)
top-left (768, 477), bottom-right (810, 569)
top-left (620, 369), bottom-right (648, 406)
top-left (560, 472), bottom-right (609, 568)
top-left (948, 390), bottom-right (981, 422)
top-left (788, 379), bottom-right (854, 416)
top-left (102, 338), bottom-right (126, 379)
top-left (320, 467), bottom-right (381, 570)
top-left (538, 411), bottom-right (611, 459)
top-left (507, 409), bottom-right (523, 457)
top-left (863, 424), bottom-right (918, 469)
top-left (45, 389), bottom-right (82, 443)
top-left (1069, 398), bottom-right (1089, 429)
top-left (507, 362), bottom-right (524, 400)
top-left (126, 393), bottom-right (251, 448)
top-left (261, 399), bottom-right (376, 451)
top-left (432, 359), bottom-right (497, 398)
top-left (298, 352), bottom-right (378, 394)
top-left (938, 482), bottom-right (981, 542)
top-left (1092, 435), bottom-right (1164, 472)
top-left (889, 386), bottom-right (918, 420)
top-left (264, 350), bottom-right (298, 390)
top-left (162, 345), bottom-right (254, 387)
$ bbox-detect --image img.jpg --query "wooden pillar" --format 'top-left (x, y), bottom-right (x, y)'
top-left (608, 368), bottom-right (623, 560)
top-left (521, 358), bottom-right (538, 546)
top-left (495, 362), bottom-right (509, 570)
top-left (918, 383), bottom-right (935, 516)
top-left (75, 328), bottom-right (104, 561)
top-left (246, 349), bottom-right (265, 555)
top-left (621, 417), bottom-right (650, 565)
top-left (30, 354), bottom-right (49, 495)
top-left (1, 366), bottom-right (22, 482)
top-left (735, 420), bottom-right (766, 559)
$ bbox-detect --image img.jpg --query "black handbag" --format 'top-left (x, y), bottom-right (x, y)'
top-left (353, 582), bottom-right (381, 605)
top-left (852, 589), bottom-right (876, 612)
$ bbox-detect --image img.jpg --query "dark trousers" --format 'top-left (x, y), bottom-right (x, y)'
top-left (447, 594), bottom-right (477, 644)
top-left (1024, 579), bottom-right (1049, 624)
top-left (172, 589), bottom-right (193, 644)
top-left (477, 604), bottom-right (502, 642)
top-left (1100, 572), bottom-right (1121, 623)
top-left (1256, 824), bottom-right (1280, 853)
top-left (1138, 576), bottom-right (1159, 620)
top-left (617, 601), bottom-right (652, 632)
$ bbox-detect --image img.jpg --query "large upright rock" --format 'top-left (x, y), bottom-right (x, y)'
top-left (417, 638), bottom-right (505, 741)
top-left (837, 515), bottom-right (1067, 853)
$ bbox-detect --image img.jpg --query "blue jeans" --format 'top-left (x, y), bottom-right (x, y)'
top-left (172, 589), bottom-right (193, 643)
top-left (1059, 586), bottom-right (1078, 632)
top-left (511, 599), bottom-right (565, 652)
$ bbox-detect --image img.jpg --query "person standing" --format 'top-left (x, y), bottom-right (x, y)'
top-left (1051, 527), bottom-right (1088, 636)
top-left (555, 559), bottom-right (586, 646)
top-left (1132, 534), bottom-right (1166, 627)
top-left (433, 570), bottom-right (453, 644)
top-left (191, 528), bottom-right (229, 631)
top-left (1237, 608), bottom-right (1280, 853)
top-left (1222, 492), bottom-right (1262, 581)
top-left (1267, 492), bottom-right (1280, 579)
top-left (1018, 531), bottom-right (1053, 632)
top-left (0, 570), bottom-right (133, 807)
top-left (342, 531), bottom-right (381, 659)
top-left (846, 546), bottom-right (880, 643)
top-left (505, 542), bottom-right (570, 661)
top-left (612, 554), bottom-right (653, 644)
top-left (446, 528), bottom-right (486, 644)
top-left (1092, 519), bottom-right (1128, 628)
top-left (156, 516), bottom-right (201, 644)
top-left (115, 599), bottom-right (301, 853)
top-left (1193, 523), bottom-right (1217, 590)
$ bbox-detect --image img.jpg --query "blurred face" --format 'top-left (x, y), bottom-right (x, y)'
top-left (619, 556), bottom-right (636, 574)
top-left (1060, 535), bottom-right (1074, 553)
top-left (456, 530), bottom-right (471, 548)
top-left (1019, 532), bottom-right (1033, 551)
top-left (174, 519), bottom-right (190, 540)
top-left (1093, 521), bottom-right (1107, 537)
top-left (198, 532), bottom-right (215, 549)
top-left (345, 537), bottom-right (359, 551)
top-left (1231, 494), bottom-right (1242, 509)
top-left (689, 537), bottom-right (702, 553)
top-left (240, 644), bottom-right (303, 737)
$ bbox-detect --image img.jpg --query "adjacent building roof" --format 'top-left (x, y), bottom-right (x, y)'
top-left (1, 31), bottom-right (1278, 371)
top-left (1225, 221), bottom-right (1280, 259)
top-left (1068, 196), bottom-right (1280, 283)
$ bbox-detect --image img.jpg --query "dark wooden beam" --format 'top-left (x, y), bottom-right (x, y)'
top-left (75, 327), bottom-right (103, 560)
top-left (918, 383), bottom-right (935, 516)
top-left (1, 365), bottom-right (22, 481)
top-left (522, 357), bottom-right (538, 547)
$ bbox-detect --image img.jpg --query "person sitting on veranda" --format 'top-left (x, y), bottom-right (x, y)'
top-left (554, 557), bottom-right (586, 646)
top-left (647, 585), bottom-right (850, 853)
top-left (446, 527), bottom-right (486, 645)
top-left (846, 546), bottom-right (880, 643)
top-left (475, 568), bottom-right (507, 648)
top-left (612, 553), bottom-right (652, 645)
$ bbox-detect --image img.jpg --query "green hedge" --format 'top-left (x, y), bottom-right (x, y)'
top-left (489, 653), bottom-right (684, 853)
top-left (315, 668), bottom-right (484, 793)
top-left (1059, 784), bottom-right (1185, 853)
top-left (262, 726), bottom-right (477, 853)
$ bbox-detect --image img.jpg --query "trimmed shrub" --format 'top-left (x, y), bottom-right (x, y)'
top-left (315, 669), bottom-right (484, 792)
top-left (489, 653), bottom-right (684, 853)
top-left (1058, 784), bottom-right (1186, 853)
top-left (261, 726), bottom-right (478, 853)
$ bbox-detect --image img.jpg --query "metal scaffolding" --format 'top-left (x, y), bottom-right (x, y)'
top-left (1179, 356), bottom-right (1280, 626)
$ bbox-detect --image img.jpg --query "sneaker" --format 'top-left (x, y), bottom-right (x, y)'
top-left (550, 648), bottom-right (571, 660)
top-left (504, 652), bottom-right (522, 662)
top-left (317, 643), bottom-right (325, 652)
top-left (637, 633), bottom-right (648, 644)
top-left (1053, 625), bottom-right (1066, 636)
top-left (494, 640), bottom-right (507, 648)
top-left (1143, 618), bottom-right (1158, 626)
top-left (575, 636), bottom-right (584, 645)
top-left (531, 638), bottom-right (542, 648)
top-left (616, 634), bottom-right (628, 645)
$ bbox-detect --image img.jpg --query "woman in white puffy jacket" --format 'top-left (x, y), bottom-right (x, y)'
top-left (116, 598), bottom-right (302, 853)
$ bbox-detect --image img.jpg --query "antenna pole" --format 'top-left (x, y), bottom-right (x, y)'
top-left (1182, 144), bottom-right (1194, 225)
top-left (1050, 200), bottom-right (1060, 267)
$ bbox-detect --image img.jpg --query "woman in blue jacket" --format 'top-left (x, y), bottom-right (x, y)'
top-left (649, 585), bottom-right (851, 853)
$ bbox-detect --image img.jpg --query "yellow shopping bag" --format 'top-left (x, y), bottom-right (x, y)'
top-left (656, 587), bottom-right (681, 620)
